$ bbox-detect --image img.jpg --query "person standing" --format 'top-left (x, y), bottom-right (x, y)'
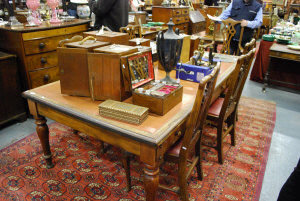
top-left (88, 0), bottom-right (129, 31)
top-left (218, 0), bottom-right (262, 54)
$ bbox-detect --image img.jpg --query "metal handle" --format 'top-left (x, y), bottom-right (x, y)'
top-left (44, 74), bottom-right (50, 82)
top-left (39, 42), bottom-right (45, 49)
top-left (40, 57), bottom-right (47, 64)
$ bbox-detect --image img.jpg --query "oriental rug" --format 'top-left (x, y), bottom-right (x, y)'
top-left (0, 96), bottom-right (276, 201)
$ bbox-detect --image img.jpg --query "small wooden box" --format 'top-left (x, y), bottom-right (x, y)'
top-left (88, 45), bottom-right (150, 101)
top-left (83, 31), bottom-right (130, 45)
top-left (188, 10), bottom-right (206, 35)
top-left (129, 38), bottom-right (151, 47)
top-left (58, 40), bottom-right (110, 97)
top-left (132, 83), bottom-right (183, 116)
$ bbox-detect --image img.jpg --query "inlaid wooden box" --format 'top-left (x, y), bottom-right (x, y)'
top-left (58, 39), bottom-right (110, 97)
top-left (83, 31), bottom-right (130, 45)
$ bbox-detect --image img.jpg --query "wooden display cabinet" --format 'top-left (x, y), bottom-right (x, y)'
top-left (0, 19), bottom-right (91, 90)
top-left (152, 6), bottom-right (190, 33)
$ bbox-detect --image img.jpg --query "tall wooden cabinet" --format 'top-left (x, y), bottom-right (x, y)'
top-left (0, 19), bottom-right (90, 90)
top-left (152, 6), bottom-right (190, 33)
top-left (0, 52), bottom-right (27, 126)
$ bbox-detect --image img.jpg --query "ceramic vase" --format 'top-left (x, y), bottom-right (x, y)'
top-left (77, 4), bottom-right (90, 19)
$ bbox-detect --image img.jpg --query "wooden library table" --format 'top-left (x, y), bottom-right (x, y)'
top-left (263, 43), bottom-right (300, 91)
top-left (23, 55), bottom-right (237, 201)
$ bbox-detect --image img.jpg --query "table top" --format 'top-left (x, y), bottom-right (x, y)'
top-left (23, 58), bottom-right (237, 146)
top-left (0, 19), bottom-right (91, 33)
top-left (270, 43), bottom-right (300, 56)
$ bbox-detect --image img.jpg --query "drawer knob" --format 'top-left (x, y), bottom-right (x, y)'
top-left (40, 57), bottom-right (47, 64)
top-left (39, 42), bottom-right (46, 49)
top-left (44, 74), bottom-right (50, 82)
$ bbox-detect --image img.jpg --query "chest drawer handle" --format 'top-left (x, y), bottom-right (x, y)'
top-left (44, 74), bottom-right (50, 82)
top-left (40, 57), bottom-right (47, 64)
top-left (176, 11), bottom-right (180, 14)
top-left (39, 43), bottom-right (46, 49)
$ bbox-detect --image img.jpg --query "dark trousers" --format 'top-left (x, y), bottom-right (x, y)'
top-left (277, 158), bottom-right (300, 201)
top-left (229, 39), bottom-right (248, 55)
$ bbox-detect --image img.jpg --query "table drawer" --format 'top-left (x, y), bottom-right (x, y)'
top-left (173, 16), bottom-right (183, 24)
top-left (175, 23), bottom-right (189, 33)
top-left (181, 9), bottom-right (189, 15)
top-left (270, 51), bottom-right (300, 62)
top-left (23, 33), bottom-right (82, 55)
top-left (26, 51), bottom-right (58, 71)
top-left (29, 66), bottom-right (60, 88)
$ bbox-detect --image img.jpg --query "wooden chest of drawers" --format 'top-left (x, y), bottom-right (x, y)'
top-left (0, 19), bottom-right (90, 90)
top-left (152, 6), bottom-right (189, 34)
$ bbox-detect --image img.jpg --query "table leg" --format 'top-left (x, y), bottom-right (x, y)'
top-left (262, 57), bottom-right (272, 92)
top-left (144, 163), bottom-right (159, 201)
top-left (35, 116), bottom-right (54, 169)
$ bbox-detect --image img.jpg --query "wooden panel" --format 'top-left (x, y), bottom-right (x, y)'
top-left (179, 34), bottom-right (191, 63)
top-left (23, 33), bottom-right (82, 55)
top-left (88, 53), bottom-right (122, 101)
top-left (83, 31), bottom-right (129, 45)
top-left (26, 51), bottom-right (58, 71)
top-left (270, 51), bottom-right (300, 62)
top-left (58, 47), bottom-right (90, 97)
top-left (29, 66), bottom-right (60, 88)
top-left (0, 53), bottom-right (26, 125)
top-left (22, 24), bottom-right (89, 41)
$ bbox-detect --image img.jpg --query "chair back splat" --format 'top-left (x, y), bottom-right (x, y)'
top-left (220, 18), bottom-right (244, 55)
top-left (119, 25), bottom-right (142, 39)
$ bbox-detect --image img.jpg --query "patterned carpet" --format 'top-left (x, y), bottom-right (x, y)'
top-left (0, 96), bottom-right (276, 201)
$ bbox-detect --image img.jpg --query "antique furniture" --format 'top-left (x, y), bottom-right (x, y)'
top-left (206, 49), bottom-right (256, 164)
top-left (263, 43), bottom-right (300, 91)
top-left (188, 10), bottom-right (206, 34)
top-left (0, 19), bottom-right (91, 90)
top-left (0, 51), bottom-right (27, 126)
top-left (57, 37), bottom-right (110, 97)
top-left (83, 30), bottom-right (129, 45)
top-left (23, 55), bottom-right (237, 201)
top-left (119, 25), bottom-right (142, 39)
top-left (123, 64), bottom-right (221, 200)
top-left (205, 6), bottom-right (222, 34)
top-left (152, 6), bottom-right (190, 33)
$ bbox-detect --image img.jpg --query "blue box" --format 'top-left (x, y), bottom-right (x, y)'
top-left (176, 63), bottom-right (213, 83)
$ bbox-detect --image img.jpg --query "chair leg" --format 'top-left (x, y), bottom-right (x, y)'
top-left (121, 150), bottom-right (131, 192)
top-left (229, 113), bottom-right (236, 147)
top-left (217, 124), bottom-right (224, 164)
top-left (178, 175), bottom-right (189, 201)
top-left (195, 137), bottom-right (203, 181)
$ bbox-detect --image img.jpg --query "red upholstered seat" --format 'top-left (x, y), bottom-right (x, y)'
top-left (167, 138), bottom-right (183, 156)
top-left (208, 97), bottom-right (224, 117)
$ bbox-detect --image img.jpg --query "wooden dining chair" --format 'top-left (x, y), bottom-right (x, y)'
top-left (220, 18), bottom-right (245, 55)
top-left (241, 38), bottom-right (256, 55)
top-left (205, 49), bottom-right (256, 164)
top-left (122, 63), bottom-right (221, 200)
top-left (119, 25), bottom-right (142, 39)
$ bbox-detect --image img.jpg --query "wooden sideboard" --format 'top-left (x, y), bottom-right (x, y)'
top-left (0, 52), bottom-right (27, 126)
top-left (152, 6), bottom-right (190, 33)
top-left (0, 19), bottom-right (90, 90)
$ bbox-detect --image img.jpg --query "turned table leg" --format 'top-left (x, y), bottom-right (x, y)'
top-left (35, 116), bottom-right (54, 169)
top-left (144, 163), bottom-right (159, 201)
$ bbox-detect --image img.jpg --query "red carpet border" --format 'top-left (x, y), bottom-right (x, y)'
top-left (0, 96), bottom-right (276, 201)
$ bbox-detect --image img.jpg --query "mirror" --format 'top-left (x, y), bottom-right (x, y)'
top-left (127, 50), bottom-right (154, 89)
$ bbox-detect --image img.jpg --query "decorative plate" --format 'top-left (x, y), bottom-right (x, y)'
top-left (287, 45), bottom-right (300, 50)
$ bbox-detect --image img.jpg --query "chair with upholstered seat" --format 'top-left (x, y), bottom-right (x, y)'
top-left (205, 49), bottom-right (256, 164)
top-left (119, 25), bottom-right (142, 39)
top-left (122, 63), bottom-right (221, 200)
top-left (220, 18), bottom-right (245, 55)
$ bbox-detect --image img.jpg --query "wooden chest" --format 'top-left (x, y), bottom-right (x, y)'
top-left (0, 52), bottom-right (27, 126)
top-left (83, 31), bottom-right (129, 45)
top-left (88, 45), bottom-right (141, 101)
top-left (188, 10), bottom-right (206, 34)
top-left (58, 39), bottom-right (110, 97)
top-left (205, 6), bottom-right (222, 34)
top-left (152, 6), bottom-right (189, 34)
top-left (0, 19), bottom-right (90, 90)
